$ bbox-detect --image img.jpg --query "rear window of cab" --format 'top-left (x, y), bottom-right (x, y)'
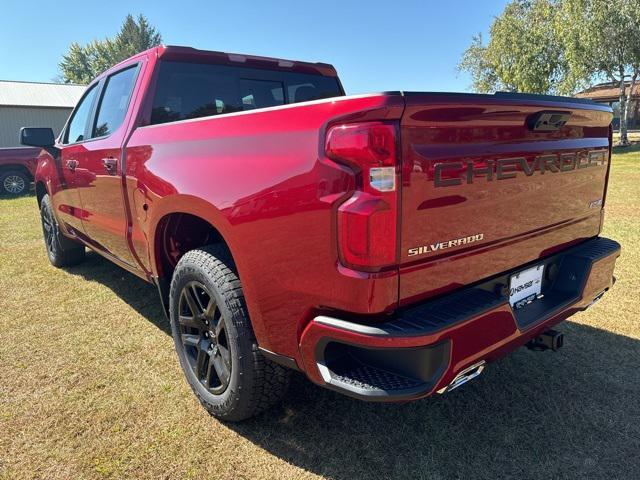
top-left (150, 61), bottom-right (343, 125)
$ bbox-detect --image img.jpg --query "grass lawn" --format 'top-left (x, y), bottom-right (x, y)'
top-left (1, 148), bottom-right (639, 480)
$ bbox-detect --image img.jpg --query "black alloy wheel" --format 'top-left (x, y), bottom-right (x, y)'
top-left (178, 281), bottom-right (232, 394)
top-left (39, 194), bottom-right (85, 267)
top-left (41, 201), bottom-right (57, 256)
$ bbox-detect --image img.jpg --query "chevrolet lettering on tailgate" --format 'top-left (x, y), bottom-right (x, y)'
top-left (434, 151), bottom-right (606, 187)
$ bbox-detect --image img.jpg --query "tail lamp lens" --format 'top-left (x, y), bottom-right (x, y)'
top-left (325, 122), bottom-right (399, 270)
top-left (325, 122), bottom-right (396, 168)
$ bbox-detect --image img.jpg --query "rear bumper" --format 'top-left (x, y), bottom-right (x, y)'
top-left (299, 237), bottom-right (620, 401)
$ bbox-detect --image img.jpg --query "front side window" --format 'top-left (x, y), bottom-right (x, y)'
top-left (150, 61), bottom-right (342, 125)
top-left (64, 84), bottom-right (99, 144)
top-left (92, 66), bottom-right (138, 138)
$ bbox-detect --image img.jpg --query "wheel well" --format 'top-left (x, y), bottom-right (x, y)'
top-left (154, 213), bottom-right (228, 281)
top-left (36, 182), bottom-right (47, 207)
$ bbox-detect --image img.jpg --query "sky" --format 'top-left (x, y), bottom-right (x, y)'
top-left (0, 0), bottom-right (509, 94)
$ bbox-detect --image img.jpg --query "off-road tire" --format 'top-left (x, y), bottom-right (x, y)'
top-left (40, 194), bottom-right (85, 267)
top-left (169, 245), bottom-right (290, 421)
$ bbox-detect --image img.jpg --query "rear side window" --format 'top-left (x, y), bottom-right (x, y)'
top-left (63, 84), bottom-right (99, 144)
top-left (92, 66), bottom-right (138, 138)
top-left (150, 61), bottom-right (342, 125)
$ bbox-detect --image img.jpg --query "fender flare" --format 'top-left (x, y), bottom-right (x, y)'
top-left (147, 194), bottom-right (237, 276)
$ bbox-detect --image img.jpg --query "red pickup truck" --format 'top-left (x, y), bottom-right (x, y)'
top-left (22, 46), bottom-right (620, 421)
top-left (0, 147), bottom-right (39, 195)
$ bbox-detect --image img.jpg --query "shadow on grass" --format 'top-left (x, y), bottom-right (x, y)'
top-left (63, 252), bottom-right (640, 479)
top-left (68, 250), bottom-right (169, 335)
top-left (231, 323), bottom-right (640, 479)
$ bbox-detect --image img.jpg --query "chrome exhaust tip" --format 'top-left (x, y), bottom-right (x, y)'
top-left (437, 360), bottom-right (486, 394)
top-left (585, 289), bottom-right (607, 308)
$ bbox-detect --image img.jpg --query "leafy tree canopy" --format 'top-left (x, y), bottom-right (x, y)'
top-left (558, 0), bottom-right (640, 86)
top-left (459, 0), bottom-right (640, 144)
top-left (459, 0), bottom-right (566, 94)
top-left (60, 14), bottom-right (161, 84)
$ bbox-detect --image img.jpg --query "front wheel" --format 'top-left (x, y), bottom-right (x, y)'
top-left (169, 245), bottom-right (290, 421)
top-left (40, 194), bottom-right (85, 267)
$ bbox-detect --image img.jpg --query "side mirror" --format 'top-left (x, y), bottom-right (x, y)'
top-left (20, 127), bottom-right (55, 148)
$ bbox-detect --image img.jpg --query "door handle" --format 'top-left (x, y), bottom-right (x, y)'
top-left (102, 157), bottom-right (117, 175)
top-left (66, 159), bottom-right (78, 171)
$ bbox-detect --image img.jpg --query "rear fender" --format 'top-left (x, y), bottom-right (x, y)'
top-left (147, 194), bottom-right (269, 346)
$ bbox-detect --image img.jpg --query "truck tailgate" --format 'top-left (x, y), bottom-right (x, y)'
top-left (398, 92), bottom-right (612, 305)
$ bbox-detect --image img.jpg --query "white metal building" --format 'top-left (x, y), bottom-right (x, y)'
top-left (0, 80), bottom-right (85, 148)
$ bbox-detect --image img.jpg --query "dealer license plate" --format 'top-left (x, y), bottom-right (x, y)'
top-left (509, 264), bottom-right (544, 309)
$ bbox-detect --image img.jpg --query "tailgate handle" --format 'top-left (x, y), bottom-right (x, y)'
top-left (527, 111), bottom-right (571, 131)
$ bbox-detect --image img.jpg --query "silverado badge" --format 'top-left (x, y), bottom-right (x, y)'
top-left (408, 233), bottom-right (484, 257)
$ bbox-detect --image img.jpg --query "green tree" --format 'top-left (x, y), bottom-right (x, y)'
top-left (59, 14), bottom-right (161, 85)
top-left (458, 34), bottom-right (504, 93)
top-left (558, 0), bottom-right (640, 145)
top-left (459, 0), bottom-right (567, 94)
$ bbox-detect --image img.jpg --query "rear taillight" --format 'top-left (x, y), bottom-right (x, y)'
top-left (325, 121), bottom-right (399, 270)
top-left (603, 123), bottom-right (613, 207)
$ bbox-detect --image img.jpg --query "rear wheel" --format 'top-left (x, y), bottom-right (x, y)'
top-left (1, 170), bottom-right (30, 196)
top-left (40, 194), bottom-right (85, 267)
top-left (169, 245), bottom-right (290, 421)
